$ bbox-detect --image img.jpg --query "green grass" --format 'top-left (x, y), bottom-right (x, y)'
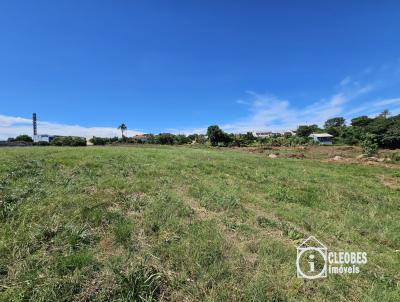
top-left (0, 145), bottom-right (399, 301)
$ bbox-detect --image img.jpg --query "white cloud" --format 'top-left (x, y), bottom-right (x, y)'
top-left (0, 115), bottom-right (142, 140)
top-left (174, 66), bottom-right (399, 134)
top-left (236, 99), bottom-right (249, 105)
top-left (375, 98), bottom-right (400, 107)
top-left (215, 81), bottom-right (376, 133)
top-left (340, 76), bottom-right (351, 86)
top-left (0, 115), bottom-right (32, 127)
top-left (329, 93), bottom-right (347, 106)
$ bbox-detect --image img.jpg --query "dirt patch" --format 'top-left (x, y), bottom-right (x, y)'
top-left (281, 153), bottom-right (305, 159)
top-left (378, 175), bottom-right (400, 189)
top-left (77, 273), bottom-right (104, 302)
top-left (336, 146), bottom-right (355, 151)
top-left (99, 237), bottom-right (123, 258)
top-left (236, 145), bottom-right (400, 168)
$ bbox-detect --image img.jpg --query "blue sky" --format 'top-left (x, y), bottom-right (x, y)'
top-left (1, 0), bottom-right (400, 138)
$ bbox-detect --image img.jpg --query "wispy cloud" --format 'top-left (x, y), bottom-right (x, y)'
top-left (218, 81), bottom-right (377, 133)
top-left (339, 76), bottom-right (351, 86)
top-left (236, 99), bottom-right (249, 105)
top-left (196, 61), bottom-right (400, 133)
top-left (0, 115), bottom-right (142, 140)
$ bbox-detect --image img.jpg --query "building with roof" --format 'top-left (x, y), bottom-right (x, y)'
top-left (309, 133), bottom-right (333, 145)
top-left (253, 130), bottom-right (296, 138)
top-left (33, 134), bottom-right (54, 143)
top-left (133, 134), bottom-right (149, 143)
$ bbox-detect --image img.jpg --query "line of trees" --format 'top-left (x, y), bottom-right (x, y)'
top-left (7, 135), bottom-right (87, 146)
top-left (50, 137), bottom-right (87, 146)
top-left (8, 111), bottom-right (400, 149)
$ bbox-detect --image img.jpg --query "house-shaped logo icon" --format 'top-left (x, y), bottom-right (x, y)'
top-left (296, 236), bottom-right (328, 279)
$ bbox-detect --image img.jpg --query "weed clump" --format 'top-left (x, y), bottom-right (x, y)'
top-left (113, 263), bottom-right (168, 301)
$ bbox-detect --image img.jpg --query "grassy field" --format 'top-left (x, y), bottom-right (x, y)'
top-left (0, 146), bottom-right (399, 301)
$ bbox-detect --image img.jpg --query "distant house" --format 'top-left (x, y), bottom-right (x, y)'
top-left (309, 133), bottom-right (333, 145)
top-left (133, 134), bottom-right (149, 143)
top-left (33, 134), bottom-right (54, 143)
top-left (86, 137), bottom-right (94, 146)
top-left (252, 131), bottom-right (275, 138)
top-left (253, 131), bottom-right (296, 138)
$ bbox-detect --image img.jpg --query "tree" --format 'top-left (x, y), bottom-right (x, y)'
top-left (324, 117), bottom-right (345, 129)
top-left (155, 133), bottom-right (175, 145)
top-left (118, 123), bottom-right (127, 138)
top-left (207, 125), bottom-right (225, 146)
top-left (90, 137), bottom-right (107, 145)
top-left (351, 116), bottom-right (372, 127)
top-left (365, 116), bottom-right (392, 136)
top-left (324, 117), bottom-right (345, 137)
top-left (15, 135), bottom-right (33, 142)
top-left (244, 132), bottom-right (256, 143)
top-left (296, 125), bottom-right (319, 137)
top-left (379, 109), bottom-right (391, 119)
top-left (188, 134), bottom-right (206, 144)
top-left (50, 136), bottom-right (86, 146)
top-left (175, 134), bottom-right (190, 145)
top-left (382, 123), bottom-right (400, 149)
top-left (340, 127), bottom-right (363, 145)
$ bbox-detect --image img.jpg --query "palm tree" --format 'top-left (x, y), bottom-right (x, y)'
top-left (380, 109), bottom-right (391, 119)
top-left (118, 123), bottom-right (127, 138)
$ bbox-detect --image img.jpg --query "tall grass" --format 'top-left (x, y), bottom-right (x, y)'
top-left (0, 146), bottom-right (399, 301)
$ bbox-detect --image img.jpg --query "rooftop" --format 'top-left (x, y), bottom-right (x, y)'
top-left (309, 133), bottom-right (333, 138)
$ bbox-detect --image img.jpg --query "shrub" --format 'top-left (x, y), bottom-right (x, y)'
top-left (90, 136), bottom-right (107, 145)
top-left (361, 134), bottom-right (378, 156)
top-left (50, 136), bottom-right (87, 146)
top-left (174, 134), bottom-right (190, 145)
top-left (34, 141), bottom-right (50, 146)
top-left (155, 133), bottom-right (175, 145)
top-left (15, 134), bottom-right (33, 142)
top-left (382, 124), bottom-right (400, 149)
top-left (390, 152), bottom-right (400, 162)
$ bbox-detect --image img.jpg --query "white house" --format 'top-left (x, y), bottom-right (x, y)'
top-left (33, 134), bottom-right (52, 143)
top-left (252, 131), bottom-right (273, 138)
top-left (309, 133), bottom-right (333, 145)
top-left (253, 130), bottom-right (296, 138)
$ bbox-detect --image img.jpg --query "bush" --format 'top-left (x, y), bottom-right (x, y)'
top-left (361, 134), bottom-right (378, 156)
top-left (390, 152), bottom-right (400, 162)
top-left (259, 136), bottom-right (312, 147)
top-left (90, 137), bottom-right (107, 145)
top-left (15, 134), bottom-right (33, 142)
top-left (381, 124), bottom-right (400, 149)
top-left (188, 134), bottom-right (207, 144)
top-left (50, 137), bottom-right (87, 146)
top-left (174, 134), bottom-right (190, 145)
top-left (155, 133), bottom-right (175, 145)
top-left (34, 141), bottom-right (50, 146)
